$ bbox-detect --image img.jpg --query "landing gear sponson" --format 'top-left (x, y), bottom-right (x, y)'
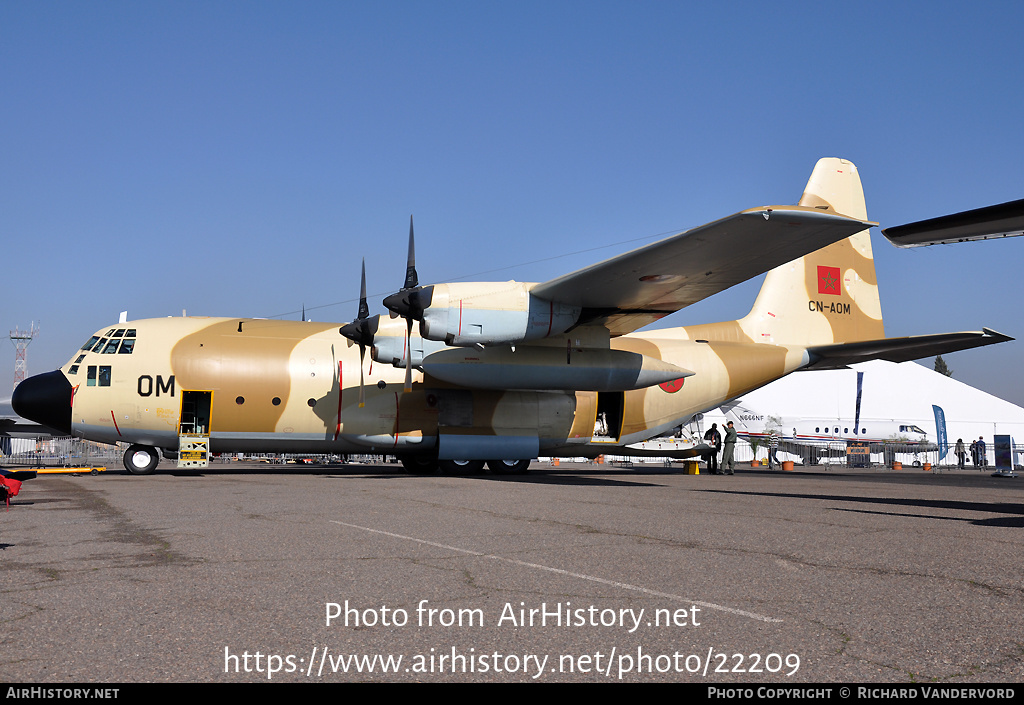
top-left (400, 456), bottom-right (531, 475)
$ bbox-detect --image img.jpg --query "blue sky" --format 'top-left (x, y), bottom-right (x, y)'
top-left (4, 1), bottom-right (1024, 404)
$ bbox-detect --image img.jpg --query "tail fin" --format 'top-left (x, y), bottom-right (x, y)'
top-left (738, 158), bottom-right (884, 346)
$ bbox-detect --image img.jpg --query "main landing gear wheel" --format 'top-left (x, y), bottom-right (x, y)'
top-left (487, 459), bottom-right (531, 475)
top-left (123, 444), bottom-right (159, 475)
top-left (401, 455), bottom-right (440, 475)
top-left (438, 459), bottom-right (485, 475)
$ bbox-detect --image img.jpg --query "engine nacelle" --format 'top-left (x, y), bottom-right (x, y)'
top-left (419, 282), bottom-right (581, 346)
top-left (366, 315), bottom-right (446, 369)
top-left (372, 333), bottom-right (447, 370)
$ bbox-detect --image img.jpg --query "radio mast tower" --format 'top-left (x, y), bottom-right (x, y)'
top-left (10, 322), bottom-right (39, 392)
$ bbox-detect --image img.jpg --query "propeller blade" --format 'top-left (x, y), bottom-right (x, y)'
top-left (404, 317), bottom-right (413, 393)
top-left (340, 259), bottom-right (379, 347)
top-left (404, 215), bottom-right (418, 290)
top-left (358, 344), bottom-right (366, 408)
top-left (357, 258), bottom-right (369, 320)
top-left (338, 259), bottom-right (378, 405)
top-left (383, 216), bottom-right (433, 319)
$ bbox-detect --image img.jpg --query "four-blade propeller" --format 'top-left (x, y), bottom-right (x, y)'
top-left (340, 215), bottom-right (429, 398)
top-left (381, 216), bottom-right (430, 392)
top-left (338, 259), bottom-right (379, 407)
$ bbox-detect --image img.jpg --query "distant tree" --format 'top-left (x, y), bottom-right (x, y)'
top-left (934, 355), bottom-right (953, 377)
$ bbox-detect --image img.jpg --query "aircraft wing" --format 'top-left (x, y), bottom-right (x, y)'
top-left (532, 206), bottom-right (874, 336)
top-left (882, 198), bottom-right (1024, 248)
top-left (803, 328), bottom-right (1014, 370)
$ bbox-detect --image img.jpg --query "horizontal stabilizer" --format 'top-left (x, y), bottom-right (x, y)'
top-left (804, 328), bottom-right (1013, 370)
top-left (882, 198), bottom-right (1024, 247)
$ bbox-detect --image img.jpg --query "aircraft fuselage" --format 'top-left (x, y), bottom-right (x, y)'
top-left (29, 316), bottom-right (809, 467)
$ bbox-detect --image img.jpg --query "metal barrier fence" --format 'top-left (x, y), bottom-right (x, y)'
top-left (605, 439), bottom-right (1024, 470)
top-left (0, 437), bottom-right (123, 468)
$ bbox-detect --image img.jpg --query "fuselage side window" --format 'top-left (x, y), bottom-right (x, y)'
top-left (98, 366), bottom-right (111, 386)
top-left (87, 366), bottom-right (97, 386)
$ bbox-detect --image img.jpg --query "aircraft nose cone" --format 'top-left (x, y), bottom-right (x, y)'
top-left (12, 370), bottom-right (73, 435)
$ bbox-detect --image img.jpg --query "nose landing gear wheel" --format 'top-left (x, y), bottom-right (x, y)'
top-left (123, 445), bottom-right (160, 475)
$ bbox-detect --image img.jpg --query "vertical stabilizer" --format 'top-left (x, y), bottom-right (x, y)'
top-left (738, 158), bottom-right (884, 346)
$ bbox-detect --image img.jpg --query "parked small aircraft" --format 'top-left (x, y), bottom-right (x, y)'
top-left (705, 359), bottom-right (1024, 465)
top-left (11, 158), bottom-right (1013, 474)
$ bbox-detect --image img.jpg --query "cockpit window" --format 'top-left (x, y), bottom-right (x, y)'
top-left (118, 339), bottom-right (135, 354)
top-left (81, 336), bottom-right (100, 351)
top-left (75, 354), bottom-right (86, 364)
top-left (113, 329), bottom-right (126, 338)
top-left (106, 329), bottom-right (115, 337)
top-left (68, 365), bottom-right (79, 375)
top-left (125, 329), bottom-right (137, 337)
top-left (91, 337), bottom-right (108, 353)
top-left (101, 339), bottom-right (120, 354)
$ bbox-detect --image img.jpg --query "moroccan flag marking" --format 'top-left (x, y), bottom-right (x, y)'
top-left (659, 378), bottom-right (685, 393)
top-left (817, 265), bottom-right (841, 295)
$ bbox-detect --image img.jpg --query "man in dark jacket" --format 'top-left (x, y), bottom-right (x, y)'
top-left (703, 423), bottom-right (721, 474)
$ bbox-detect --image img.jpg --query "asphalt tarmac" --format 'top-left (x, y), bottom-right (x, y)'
top-left (2, 461), bottom-right (1022, 683)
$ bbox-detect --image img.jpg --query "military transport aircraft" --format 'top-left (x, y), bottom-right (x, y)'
top-left (11, 158), bottom-right (1013, 475)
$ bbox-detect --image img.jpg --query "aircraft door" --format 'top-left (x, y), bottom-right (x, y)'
top-left (178, 390), bottom-right (212, 468)
top-left (592, 392), bottom-right (623, 443)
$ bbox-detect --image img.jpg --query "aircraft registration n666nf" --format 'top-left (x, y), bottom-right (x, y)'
top-left (12, 158), bottom-right (1014, 475)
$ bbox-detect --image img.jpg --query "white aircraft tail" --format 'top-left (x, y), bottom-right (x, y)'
top-left (737, 157), bottom-right (885, 346)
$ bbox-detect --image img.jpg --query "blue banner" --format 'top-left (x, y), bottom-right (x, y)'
top-left (932, 405), bottom-right (948, 459)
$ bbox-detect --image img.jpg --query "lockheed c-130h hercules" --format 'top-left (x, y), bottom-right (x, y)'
top-left (12, 158), bottom-right (1013, 475)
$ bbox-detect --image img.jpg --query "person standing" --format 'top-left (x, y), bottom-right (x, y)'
top-left (970, 439), bottom-right (978, 467)
top-left (768, 429), bottom-right (780, 469)
top-left (704, 423), bottom-right (721, 474)
top-left (722, 421), bottom-right (738, 475)
top-left (954, 438), bottom-right (966, 469)
top-left (978, 436), bottom-right (987, 468)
